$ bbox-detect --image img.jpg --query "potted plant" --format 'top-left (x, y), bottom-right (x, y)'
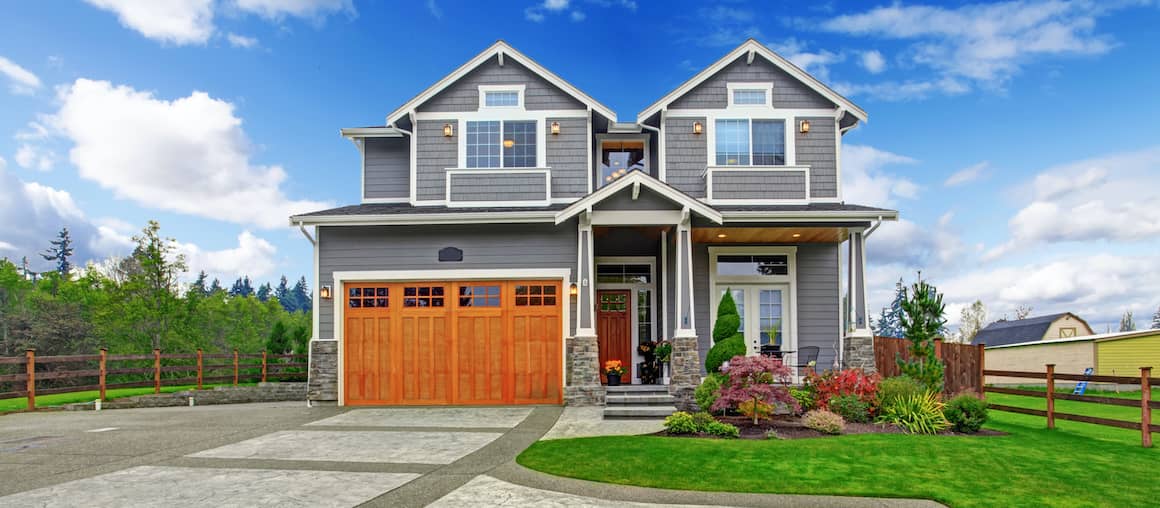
top-left (655, 341), bottom-right (673, 384)
top-left (605, 360), bottom-right (626, 386)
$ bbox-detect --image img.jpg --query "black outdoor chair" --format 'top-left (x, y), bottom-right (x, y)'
top-left (793, 346), bottom-right (820, 372)
top-left (759, 344), bottom-right (783, 358)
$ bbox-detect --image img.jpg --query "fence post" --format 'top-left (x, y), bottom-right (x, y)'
top-left (233, 349), bottom-right (239, 386)
top-left (25, 349), bottom-right (35, 411)
top-left (99, 348), bottom-right (107, 401)
top-left (1046, 364), bottom-right (1056, 430)
top-left (977, 343), bottom-right (986, 397)
top-left (1142, 367), bottom-right (1152, 448)
top-left (153, 349), bottom-right (161, 394)
top-left (934, 338), bottom-right (943, 360)
top-left (261, 351), bottom-right (268, 383)
top-left (196, 349), bottom-right (203, 390)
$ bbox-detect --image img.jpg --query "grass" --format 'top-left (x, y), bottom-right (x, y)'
top-left (986, 388), bottom-right (1153, 423)
top-left (518, 409), bottom-right (1157, 507)
top-left (0, 383), bottom-right (259, 412)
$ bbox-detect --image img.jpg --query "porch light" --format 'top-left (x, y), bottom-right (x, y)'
top-left (569, 283), bottom-right (578, 297)
top-left (551, 121), bottom-right (560, 135)
top-left (799, 120), bottom-right (810, 134)
top-left (717, 233), bottom-right (727, 238)
top-left (319, 285), bottom-right (333, 300)
top-left (792, 233), bottom-right (802, 238)
top-left (442, 123), bottom-right (454, 137)
top-left (503, 138), bottom-right (515, 148)
top-left (692, 121), bottom-right (703, 135)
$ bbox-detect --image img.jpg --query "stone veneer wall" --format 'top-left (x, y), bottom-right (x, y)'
top-left (668, 335), bottom-right (701, 411)
top-left (308, 340), bottom-right (338, 403)
top-left (62, 383), bottom-right (306, 411)
top-left (844, 335), bottom-right (876, 373)
top-left (564, 335), bottom-right (605, 406)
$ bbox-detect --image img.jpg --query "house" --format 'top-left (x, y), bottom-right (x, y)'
top-left (972, 313), bottom-right (1093, 347)
top-left (290, 40), bottom-right (897, 409)
top-left (985, 328), bottom-right (1160, 386)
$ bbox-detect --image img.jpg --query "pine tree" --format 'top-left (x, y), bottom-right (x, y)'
top-left (256, 283), bottom-right (272, 302)
top-left (1119, 311), bottom-right (1136, 332)
top-left (897, 273), bottom-right (947, 393)
top-left (40, 227), bottom-right (75, 277)
top-left (208, 278), bottom-right (224, 294)
top-left (872, 279), bottom-right (906, 338)
top-left (229, 276), bottom-right (254, 298)
top-left (291, 276), bottom-right (312, 312)
top-left (190, 271), bottom-right (210, 297)
top-left (275, 276), bottom-right (291, 311)
top-left (1152, 306), bottom-right (1160, 330)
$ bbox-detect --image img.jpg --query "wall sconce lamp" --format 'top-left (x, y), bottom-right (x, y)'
top-left (799, 120), bottom-right (810, 134)
top-left (319, 285), bottom-right (333, 300)
top-left (692, 121), bottom-right (703, 135)
top-left (502, 139), bottom-right (515, 148)
top-left (442, 123), bottom-right (454, 137)
top-left (569, 282), bottom-right (578, 297)
top-left (551, 121), bottom-right (560, 135)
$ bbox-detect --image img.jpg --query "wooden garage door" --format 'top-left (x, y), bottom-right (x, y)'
top-left (343, 280), bottom-right (562, 406)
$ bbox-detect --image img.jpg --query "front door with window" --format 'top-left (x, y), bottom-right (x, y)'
top-left (596, 290), bottom-right (632, 385)
top-left (717, 285), bottom-right (790, 356)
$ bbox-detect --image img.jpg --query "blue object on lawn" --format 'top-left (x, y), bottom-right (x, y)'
top-left (1073, 367), bottom-right (1094, 395)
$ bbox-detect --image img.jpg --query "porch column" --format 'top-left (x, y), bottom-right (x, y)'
top-left (844, 229), bottom-right (875, 372)
top-left (565, 211), bottom-right (605, 405)
top-left (669, 208), bottom-right (701, 410)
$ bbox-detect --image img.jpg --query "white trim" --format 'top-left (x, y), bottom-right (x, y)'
top-left (291, 211), bottom-right (559, 226)
top-left (586, 108), bottom-right (593, 195)
top-left (665, 108), bottom-right (838, 119)
top-left (387, 41), bottom-right (617, 126)
top-left (834, 110), bottom-right (845, 203)
top-left (719, 210), bottom-right (899, 222)
top-left (555, 170), bottom-right (722, 225)
top-left (707, 246), bottom-right (799, 365)
top-left (590, 210), bottom-right (684, 226)
top-left (445, 168), bottom-right (551, 207)
top-left (660, 228), bottom-right (669, 339)
top-left (416, 109), bottom-right (587, 121)
top-left (726, 82), bottom-right (773, 109)
top-left (478, 84), bottom-right (525, 110)
top-left (836, 240), bottom-right (844, 367)
top-left (595, 133), bottom-right (651, 191)
top-left (636, 39), bottom-right (867, 123)
top-left (705, 165), bottom-right (810, 204)
top-left (312, 226), bottom-right (320, 340)
top-left (331, 268), bottom-right (572, 407)
top-left (361, 197), bottom-right (410, 204)
top-left (340, 127), bottom-right (406, 138)
top-left (658, 110), bottom-right (667, 182)
top-left (358, 137), bottom-right (366, 202)
top-left (408, 111), bottom-right (418, 205)
top-left (705, 115), bottom-right (795, 167)
top-left (457, 116), bottom-right (548, 170)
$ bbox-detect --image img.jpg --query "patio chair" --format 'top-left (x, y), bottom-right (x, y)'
top-left (793, 346), bottom-right (820, 375)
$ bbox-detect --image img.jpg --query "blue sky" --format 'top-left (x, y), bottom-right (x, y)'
top-left (1, 0), bottom-right (1159, 331)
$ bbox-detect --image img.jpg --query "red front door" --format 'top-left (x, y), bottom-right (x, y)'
top-left (597, 290), bottom-right (632, 385)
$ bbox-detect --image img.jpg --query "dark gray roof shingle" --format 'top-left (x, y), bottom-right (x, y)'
top-left (973, 313), bottom-right (1070, 347)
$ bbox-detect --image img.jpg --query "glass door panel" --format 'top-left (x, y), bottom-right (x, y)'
top-left (758, 289), bottom-right (784, 347)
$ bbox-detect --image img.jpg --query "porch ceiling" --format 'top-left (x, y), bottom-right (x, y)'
top-left (692, 227), bottom-right (848, 244)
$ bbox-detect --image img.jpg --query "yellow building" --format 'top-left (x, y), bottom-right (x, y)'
top-left (986, 329), bottom-right (1160, 385)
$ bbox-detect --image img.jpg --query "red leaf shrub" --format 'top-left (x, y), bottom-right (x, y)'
top-left (805, 368), bottom-right (880, 409)
top-left (711, 355), bottom-right (799, 424)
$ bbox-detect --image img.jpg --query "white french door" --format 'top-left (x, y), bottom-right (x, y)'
top-left (718, 285), bottom-right (791, 356)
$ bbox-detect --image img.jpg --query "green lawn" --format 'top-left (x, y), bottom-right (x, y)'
top-left (0, 383), bottom-right (257, 412)
top-left (519, 408), bottom-right (1157, 507)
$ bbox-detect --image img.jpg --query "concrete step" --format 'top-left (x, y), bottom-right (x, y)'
top-left (605, 384), bottom-right (670, 394)
top-left (603, 405), bottom-right (677, 419)
top-left (605, 394), bottom-right (676, 406)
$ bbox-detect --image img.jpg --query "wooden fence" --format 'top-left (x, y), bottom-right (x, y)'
top-left (984, 365), bottom-right (1155, 448)
top-left (874, 336), bottom-right (985, 395)
top-left (0, 349), bottom-right (308, 411)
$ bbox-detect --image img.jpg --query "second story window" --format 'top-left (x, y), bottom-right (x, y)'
top-left (715, 119), bottom-right (785, 166)
top-left (466, 120), bottom-right (538, 168)
top-left (484, 91), bottom-right (519, 107)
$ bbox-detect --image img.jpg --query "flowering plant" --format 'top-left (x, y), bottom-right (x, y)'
top-left (637, 340), bottom-right (656, 357)
top-left (604, 360), bottom-right (626, 376)
top-left (804, 368), bottom-right (880, 409)
top-left (711, 355), bottom-right (798, 425)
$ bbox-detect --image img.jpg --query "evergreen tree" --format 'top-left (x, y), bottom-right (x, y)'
top-left (265, 321), bottom-right (290, 354)
top-left (1119, 311), bottom-right (1136, 332)
top-left (256, 283), bottom-right (272, 302)
top-left (706, 290), bottom-right (746, 373)
top-left (872, 279), bottom-right (906, 338)
top-left (230, 276), bottom-right (254, 297)
top-left (124, 220), bottom-right (187, 350)
top-left (290, 324), bottom-right (311, 355)
top-left (40, 227), bottom-right (75, 277)
top-left (275, 275), bottom-right (291, 310)
top-left (189, 271), bottom-right (210, 298)
top-left (1152, 306), bottom-right (1160, 330)
top-left (291, 276), bottom-right (312, 312)
top-left (897, 273), bottom-right (947, 393)
top-left (208, 278), bottom-right (224, 294)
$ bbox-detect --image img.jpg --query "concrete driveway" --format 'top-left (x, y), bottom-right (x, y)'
top-left (0, 402), bottom-right (939, 507)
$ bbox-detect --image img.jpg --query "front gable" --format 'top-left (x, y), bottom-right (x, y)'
top-left (417, 55), bottom-right (586, 113)
top-left (670, 56), bottom-right (834, 110)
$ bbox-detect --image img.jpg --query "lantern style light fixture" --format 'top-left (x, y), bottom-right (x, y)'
top-left (551, 121), bottom-right (560, 135)
top-left (792, 233), bottom-right (802, 238)
top-left (717, 233), bottom-right (727, 238)
top-left (692, 121), bottom-right (703, 135)
top-left (442, 123), bottom-right (454, 137)
top-left (569, 283), bottom-right (578, 297)
top-left (319, 285), bottom-right (333, 300)
top-left (503, 138), bottom-right (515, 148)
top-left (799, 120), bottom-right (810, 134)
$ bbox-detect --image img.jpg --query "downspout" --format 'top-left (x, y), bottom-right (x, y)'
top-left (296, 221), bottom-right (316, 407)
top-left (864, 215), bottom-right (885, 239)
top-left (297, 221), bottom-right (316, 245)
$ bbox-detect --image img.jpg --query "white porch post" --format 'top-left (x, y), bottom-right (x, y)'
top-left (669, 208), bottom-right (700, 410)
top-left (564, 210), bottom-right (604, 405)
top-left (843, 229), bottom-right (875, 371)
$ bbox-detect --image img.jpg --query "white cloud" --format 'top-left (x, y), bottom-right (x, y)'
top-left (47, 78), bottom-right (330, 229)
top-left (571, 10), bottom-right (586, 21)
top-left (543, 0), bottom-right (570, 10)
top-left (226, 33), bottom-right (259, 49)
top-left (0, 55), bottom-right (42, 95)
top-left (15, 121), bottom-right (50, 141)
top-left (178, 231), bottom-right (279, 281)
top-left (768, 38), bottom-right (844, 81)
top-left (426, 0), bottom-right (442, 19)
top-left (859, 50), bottom-right (886, 73)
top-left (840, 144), bottom-right (920, 207)
top-left (84, 0), bottom-right (215, 45)
top-left (833, 77), bottom-right (969, 101)
top-left (14, 144), bottom-right (55, 172)
top-left (944, 161), bottom-right (989, 187)
top-left (694, 6), bottom-right (762, 46)
top-left (525, 7), bottom-right (546, 22)
top-left (232, 0), bottom-right (355, 20)
top-left (0, 155), bottom-right (5, 170)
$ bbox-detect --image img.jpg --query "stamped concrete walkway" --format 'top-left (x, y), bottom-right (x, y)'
top-left (0, 402), bottom-right (941, 507)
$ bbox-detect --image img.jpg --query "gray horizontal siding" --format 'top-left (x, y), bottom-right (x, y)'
top-left (664, 117), bottom-right (707, 198)
top-left (363, 137), bottom-right (409, 200)
top-left (671, 56), bottom-right (835, 110)
top-left (417, 55), bottom-right (585, 112)
top-left (795, 116), bottom-right (837, 198)
top-left (416, 120), bottom-right (457, 201)
top-left (448, 172), bottom-right (547, 203)
top-left (317, 222), bottom-right (578, 340)
top-left (546, 117), bottom-right (588, 197)
top-left (711, 170), bottom-right (806, 200)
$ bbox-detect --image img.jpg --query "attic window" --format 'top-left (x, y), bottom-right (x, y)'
top-left (733, 90), bottom-right (766, 105)
top-left (726, 83), bottom-right (773, 108)
top-left (479, 85), bottom-right (525, 109)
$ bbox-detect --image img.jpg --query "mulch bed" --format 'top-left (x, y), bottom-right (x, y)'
top-left (658, 414), bottom-right (1007, 440)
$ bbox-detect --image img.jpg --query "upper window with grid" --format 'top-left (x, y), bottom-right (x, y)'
top-left (714, 119), bottom-right (785, 166)
top-left (515, 284), bottom-right (557, 306)
top-left (465, 120), bottom-right (538, 169)
top-left (732, 89), bottom-right (767, 105)
top-left (483, 91), bottom-right (520, 107)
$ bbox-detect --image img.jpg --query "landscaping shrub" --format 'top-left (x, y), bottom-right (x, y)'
top-left (828, 394), bottom-right (871, 423)
top-left (878, 391), bottom-right (950, 434)
top-left (877, 376), bottom-right (924, 409)
top-left (802, 409), bottom-right (845, 435)
top-left (691, 411), bottom-right (716, 430)
top-left (707, 291), bottom-right (746, 373)
top-left (738, 399), bottom-right (774, 421)
top-left (896, 275), bottom-right (947, 393)
top-left (705, 337), bottom-right (746, 373)
top-left (694, 373), bottom-right (726, 412)
top-left (944, 393), bottom-right (988, 433)
top-left (789, 387), bottom-right (815, 414)
top-left (703, 421), bottom-right (740, 438)
top-left (711, 355), bottom-right (798, 425)
top-left (663, 411), bottom-right (698, 434)
top-left (805, 368), bottom-right (880, 408)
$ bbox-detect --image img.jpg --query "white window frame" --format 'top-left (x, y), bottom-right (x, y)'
top-left (707, 246), bottom-right (798, 364)
top-left (478, 84), bottom-right (526, 110)
top-left (710, 117), bottom-right (790, 167)
top-left (595, 134), bottom-right (651, 189)
top-left (458, 116), bottom-right (546, 170)
top-left (726, 82), bottom-right (773, 109)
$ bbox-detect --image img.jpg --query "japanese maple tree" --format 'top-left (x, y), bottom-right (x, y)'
top-left (711, 355), bottom-right (799, 424)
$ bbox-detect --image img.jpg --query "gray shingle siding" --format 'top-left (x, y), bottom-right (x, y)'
top-left (416, 120), bottom-right (457, 201)
top-left (317, 222), bottom-right (578, 340)
top-left (363, 137), bottom-right (409, 200)
top-left (711, 171), bottom-right (807, 200)
top-left (448, 172), bottom-right (547, 202)
top-left (547, 117), bottom-right (588, 197)
top-left (795, 116), bottom-right (837, 199)
top-left (670, 57), bottom-right (835, 110)
top-left (417, 55), bottom-right (585, 112)
top-left (664, 117), bottom-right (707, 198)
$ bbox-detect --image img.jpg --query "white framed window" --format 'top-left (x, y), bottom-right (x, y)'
top-left (465, 120), bottom-right (538, 168)
top-left (726, 82), bottom-right (772, 108)
top-left (478, 84), bottom-right (525, 110)
top-left (708, 247), bottom-right (797, 359)
top-left (714, 119), bottom-right (786, 166)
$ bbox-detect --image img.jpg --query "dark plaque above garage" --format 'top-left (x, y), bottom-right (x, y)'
top-left (438, 246), bottom-right (463, 262)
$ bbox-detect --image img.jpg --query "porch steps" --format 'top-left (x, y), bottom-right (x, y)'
top-left (603, 385), bottom-right (676, 419)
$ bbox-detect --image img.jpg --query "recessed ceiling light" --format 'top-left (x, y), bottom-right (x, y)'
top-left (792, 233), bottom-right (801, 238)
top-left (717, 233), bottom-right (727, 238)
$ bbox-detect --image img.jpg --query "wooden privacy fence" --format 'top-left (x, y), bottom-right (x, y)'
top-left (873, 336), bottom-right (985, 395)
top-left (0, 349), bottom-right (308, 411)
top-left (984, 365), bottom-right (1155, 448)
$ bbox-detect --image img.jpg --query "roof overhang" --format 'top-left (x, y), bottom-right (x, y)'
top-left (636, 39), bottom-right (868, 124)
top-left (291, 210), bottom-right (559, 227)
top-left (386, 40), bottom-right (617, 127)
top-left (555, 171), bottom-right (723, 225)
top-left (340, 127), bottom-right (406, 139)
top-left (719, 209), bottom-right (898, 223)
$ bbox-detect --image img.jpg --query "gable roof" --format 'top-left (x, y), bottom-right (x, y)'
top-left (385, 40), bottom-right (616, 126)
top-left (555, 170), bottom-right (722, 225)
top-left (986, 328), bottom-right (1160, 349)
top-left (972, 313), bottom-right (1090, 347)
top-left (636, 39), bottom-right (867, 124)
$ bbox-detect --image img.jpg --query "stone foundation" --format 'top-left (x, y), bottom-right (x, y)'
top-left (308, 339), bottom-right (338, 403)
top-left (564, 334), bottom-right (604, 406)
top-left (843, 334), bottom-right (876, 373)
top-left (668, 335), bottom-right (701, 411)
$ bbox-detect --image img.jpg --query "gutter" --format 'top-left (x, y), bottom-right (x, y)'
top-left (863, 215), bottom-right (885, 239)
top-left (296, 221), bottom-right (316, 245)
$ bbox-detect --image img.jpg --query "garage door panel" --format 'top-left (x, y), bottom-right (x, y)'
top-left (456, 314), bottom-right (505, 404)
